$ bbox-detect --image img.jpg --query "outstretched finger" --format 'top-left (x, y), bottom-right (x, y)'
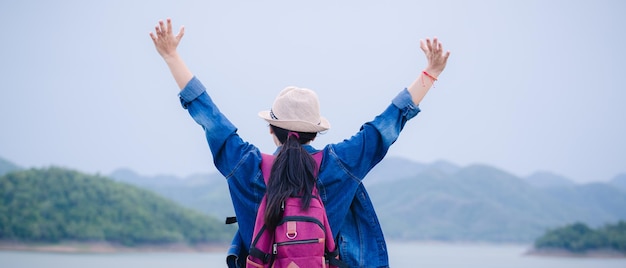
top-left (166, 18), bottom-right (173, 34)
top-left (432, 37), bottom-right (439, 52)
top-left (420, 39), bottom-right (428, 54)
top-left (158, 20), bottom-right (166, 36)
top-left (176, 26), bottom-right (185, 41)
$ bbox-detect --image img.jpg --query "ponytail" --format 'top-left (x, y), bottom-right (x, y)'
top-left (264, 125), bottom-right (318, 229)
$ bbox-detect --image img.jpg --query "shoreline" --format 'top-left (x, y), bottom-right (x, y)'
top-left (0, 241), bottom-right (229, 254)
top-left (4, 240), bottom-right (624, 259)
top-left (525, 248), bottom-right (626, 259)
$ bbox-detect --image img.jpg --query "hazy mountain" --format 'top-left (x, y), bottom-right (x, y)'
top-left (542, 182), bottom-right (626, 226)
top-left (370, 164), bottom-right (571, 241)
top-left (524, 171), bottom-right (576, 189)
top-left (365, 157), bottom-right (460, 186)
top-left (365, 156), bottom-right (428, 185)
top-left (110, 168), bottom-right (222, 187)
top-left (107, 159), bottom-right (626, 243)
top-left (109, 168), bottom-right (234, 220)
top-left (369, 164), bottom-right (626, 242)
top-left (0, 156), bottom-right (21, 176)
top-left (610, 173), bottom-right (626, 191)
top-left (429, 160), bottom-right (461, 175)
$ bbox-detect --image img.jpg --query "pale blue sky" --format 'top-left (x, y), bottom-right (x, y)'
top-left (1, 0), bottom-right (624, 183)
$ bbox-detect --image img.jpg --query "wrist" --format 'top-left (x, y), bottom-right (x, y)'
top-left (424, 68), bottom-right (442, 79)
top-left (161, 51), bottom-right (181, 62)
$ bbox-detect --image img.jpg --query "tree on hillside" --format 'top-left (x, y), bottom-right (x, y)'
top-left (0, 167), bottom-right (234, 245)
top-left (534, 221), bottom-right (626, 254)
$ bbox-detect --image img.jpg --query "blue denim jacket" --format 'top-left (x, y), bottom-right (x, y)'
top-left (179, 77), bottom-right (420, 267)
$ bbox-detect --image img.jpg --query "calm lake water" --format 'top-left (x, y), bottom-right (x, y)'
top-left (2, 241), bottom-right (625, 268)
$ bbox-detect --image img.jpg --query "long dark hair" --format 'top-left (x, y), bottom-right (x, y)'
top-left (264, 125), bottom-right (318, 229)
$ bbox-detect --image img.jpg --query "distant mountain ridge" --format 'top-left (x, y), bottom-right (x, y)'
top-left (524, 171), bottom-right (576, 188)
top-left (364, 157), bottom-right (459, 186)
top-left (2, 155), bottom-right (625, 243)
top-left (105, 157), bottom-right (626, 242)
top-left (368, 162), bottom-right (626, 242)
top-left (611, 173), bottom-right (626, 191)
top-left (0, 157), bottom-right (22, 176)
top-left (109, 167), bottom-right (235, 220)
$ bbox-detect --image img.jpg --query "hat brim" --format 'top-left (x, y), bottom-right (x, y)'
top-left (258, 110), bottom-right (330, 133)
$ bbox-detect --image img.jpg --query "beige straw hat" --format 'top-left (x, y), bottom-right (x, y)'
top-left (258, 86), bottom-right (331, 133)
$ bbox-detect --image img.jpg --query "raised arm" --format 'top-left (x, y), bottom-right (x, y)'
top-left (149, 18), bottom-right (193, 90)
top-left (408, 37), bottom-right (451, 105)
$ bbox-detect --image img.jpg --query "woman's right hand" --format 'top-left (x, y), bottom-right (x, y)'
top-left (149, 18), bottom-right (185, 59)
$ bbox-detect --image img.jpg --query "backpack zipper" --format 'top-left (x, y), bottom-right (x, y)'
top-left (273, 239), bottom-right (320, 254)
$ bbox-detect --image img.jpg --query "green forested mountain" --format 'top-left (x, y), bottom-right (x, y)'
top-left (534, 221), bottom-right (626, 254)
top-left (0, 167), bottom-right (234, 245)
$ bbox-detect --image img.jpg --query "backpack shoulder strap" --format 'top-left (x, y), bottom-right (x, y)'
top-left (260, 153), bottom-right (274, 184)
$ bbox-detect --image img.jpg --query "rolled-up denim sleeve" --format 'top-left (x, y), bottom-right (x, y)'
top-left (177, 77), bottom-right (259, 177)
top-left (179, 77), bottom-right (206, 109)
top-left (392, 88), bottom-right (421, 119)
top-left (329, 88), bottom-right (421, 181)
top-left (177, 77), bottom-right (238, 153)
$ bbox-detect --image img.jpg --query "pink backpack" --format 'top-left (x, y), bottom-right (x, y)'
top-left (246, 151), bottom-right (346, 268)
